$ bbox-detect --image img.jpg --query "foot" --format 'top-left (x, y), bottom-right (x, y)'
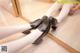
top-left (49, 16), bottom-right (58, 31)
top-left (30, 16), bottom-right (48, 29)
top-left (33, 16), bottom-right (51, 45)
top-left (23, 16), bottom-right (48, 34)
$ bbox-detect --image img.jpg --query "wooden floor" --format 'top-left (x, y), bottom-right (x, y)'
top-left (0, 6), bottom-right (27, 44)
top-left (0, 0), bottom-right (80, 53)
top-left (0, 6), bottom-right (69, 53)
top-left (52, 13), bottom-right (80, 52)
top-left (19, 0), bottom-right (80, 53)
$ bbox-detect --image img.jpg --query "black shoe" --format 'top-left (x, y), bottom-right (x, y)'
top-left (32, 17), bottom-right (51, 45)
top-left (23, 16), bottom-right (48, 34)
top-left (30, 16), bottom-right (48, 29)
top-left (49, 16), bottom-right (58, 31)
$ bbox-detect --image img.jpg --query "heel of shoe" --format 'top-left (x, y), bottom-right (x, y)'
top-left (32, 38), bottom-right (43, 45)
top-left (22, 30), bottom-right (31, 35)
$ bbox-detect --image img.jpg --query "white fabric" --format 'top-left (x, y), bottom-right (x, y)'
top-left (0, 29), bottom-right (42, 53)
top-left (0, 23), bottom-right (31, 38)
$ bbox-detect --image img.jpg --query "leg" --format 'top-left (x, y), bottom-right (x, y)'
top-left (0, 29), bottom-right (42, 53)
top-left (56, 4), bottom-right (74, 22)
top-left (0, 24), bottom-right (31, 38)
top-left (0, 18), bottom-right (44, 38)
top-left (45, 2), bottom-right (62, 17)
top-left (0, 17), bottom-right (50, 53)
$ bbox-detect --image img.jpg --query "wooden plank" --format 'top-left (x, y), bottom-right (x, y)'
top-left (19, 16), bottom-right (80, 53)
top-left (0, 8), bottom-right (27, 44)
top-left (11, 0), bottom-right (22, 17)
top-left (48, 33), bottom-right (80, 53)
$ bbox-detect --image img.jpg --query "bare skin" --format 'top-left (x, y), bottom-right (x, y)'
top-left (69, 4), bottom-right (80, 15)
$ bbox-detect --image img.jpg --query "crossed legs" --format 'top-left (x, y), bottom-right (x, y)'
top-left (0, 1), bottom-right (75, 53)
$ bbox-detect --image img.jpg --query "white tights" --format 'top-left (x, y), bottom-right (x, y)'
top-left (0, 1), bottom-right (74, 53)
top-left (45, 2), bottom-right (74, 23)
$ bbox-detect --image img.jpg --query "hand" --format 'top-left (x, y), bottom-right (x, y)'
top-left (69, 4), bottom-right (80, 15)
